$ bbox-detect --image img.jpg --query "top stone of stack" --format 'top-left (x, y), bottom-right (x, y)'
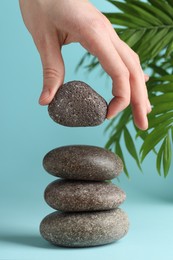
top-left (43, 145), bottom-right (123, 181)
top-left (48, 81), bottom-right (108, 127)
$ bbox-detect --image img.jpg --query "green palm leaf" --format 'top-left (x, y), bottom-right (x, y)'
top-left (148, 0), bottom-right (173, 20)
top-left (165, 0), bottom-right (173, 7)
top-left (124, 127), bottom-right (142, 170)
top-left (166, 41), bottom-right (173, 57)
top-left (148, 113), bottom-right (173, 129)
top-left (105, 0), bottom-right (173, 62)
top-left (104, 12), bottom-right (150, 27)
top-left (149, 102), bottom-right (173, 116)
top-left (151, 83), bottom-right (173, 93)
top-left (115, 142), bottom-right (130, 177)
top-left (150, 93), bottom-right (173, 104)
top-left (109, 1), bottom-right (162, 25)
top-left (156, 141), bottom-right (164, 176)
top-left (140, 125), bottom-right (170, 162)
top-left (163, 133), bottom-right (172, 177)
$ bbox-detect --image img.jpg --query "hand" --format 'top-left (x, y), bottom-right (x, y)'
top-left (19, 0), bottom-right (151, 130)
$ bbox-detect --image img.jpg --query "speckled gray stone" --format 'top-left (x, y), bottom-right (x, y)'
top-left (48, 81), bottom-right (108, 127)
top-left (40, 208), bottom-right (129, 247)
top-left (43, 145), bottom-right (123, 181)
top-left (44, 180), bottom-right (126, 212)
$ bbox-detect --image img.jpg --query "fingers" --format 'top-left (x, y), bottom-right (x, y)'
top-left (94, 41), bottom-right (132, 118)
top-left (106, 22), bottom-right (151, 129)
top-left (20, 0), bottom-right (150, 130)
top-left (114, 41), bottom-right (151, 129)
top-left (85, 14), bottom-right (151, 130)
top-left (35, 36), bottom-right (65, 105)
top-left (145, 74), bottom-right (149, 82)
top-left (80, 21), bottom-right (132, 118)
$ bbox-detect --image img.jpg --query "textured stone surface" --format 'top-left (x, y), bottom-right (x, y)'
top-left (40, 208), bottom-right (129, 247)
top-left (43, 145), bottom-right (123, 180)
top-left (48, 81), bottom-right (108, 127)
top-left (44, 179), bottom-right (126, 212)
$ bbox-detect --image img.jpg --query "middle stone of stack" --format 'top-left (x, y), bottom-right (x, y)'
top-left (44, 179), bottom-right (126, 212)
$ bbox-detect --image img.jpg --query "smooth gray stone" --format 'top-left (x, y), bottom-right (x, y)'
top-left (48, 81), bottom-right (108, 127)
top-left (43, 145), bottom-right (123, 181)
top-left (44, 179), bottom-right (126, 212)
top-left (40, 208), bottom-right (129, 247)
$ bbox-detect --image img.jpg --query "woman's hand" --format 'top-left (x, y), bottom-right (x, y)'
top-left (19, 0), bottom-right (151, 130)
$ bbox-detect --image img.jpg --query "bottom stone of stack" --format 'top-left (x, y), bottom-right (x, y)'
top-left (40, 208), bottom-right (129, 247)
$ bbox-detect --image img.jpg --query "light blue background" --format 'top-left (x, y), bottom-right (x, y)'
top-left (0, 1), bottom-right (173, 259)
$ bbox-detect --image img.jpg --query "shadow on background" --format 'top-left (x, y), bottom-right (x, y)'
top-left (0, 234), bottom-right (61, 249)
top-left (0, 233), bottom-right (115, 250)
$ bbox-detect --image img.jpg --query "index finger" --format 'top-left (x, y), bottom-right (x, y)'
top-left (80, 21), bottom-right (131, 116)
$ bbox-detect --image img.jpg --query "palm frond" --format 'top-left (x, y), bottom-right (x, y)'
top-left (137, 71), bottom-right (173, 175)
top-left (104, 1), bottom-right (173, 62)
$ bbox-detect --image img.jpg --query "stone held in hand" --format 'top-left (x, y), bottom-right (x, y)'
top-left (48, 81), bottom-right (108, 127)
top-left (44, 179), bottom-right (126, 212)
top-left (43, 145), bottom-right (123, 181)
top-left (40, 208), bottom-right (129, 247)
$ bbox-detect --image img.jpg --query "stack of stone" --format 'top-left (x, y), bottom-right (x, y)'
top-left (39, 81), bottom-right (129, 247)
top-left (40, 145), bottom-right (129, 247)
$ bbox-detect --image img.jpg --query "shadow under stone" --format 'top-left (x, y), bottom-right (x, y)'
top-left (0, 233), bottom-right (117, 250)
top-left (0, 233), bottom-right (59, 249)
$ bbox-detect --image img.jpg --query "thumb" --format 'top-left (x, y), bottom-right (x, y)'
top-left (38, 39), bottom-right (65, 105)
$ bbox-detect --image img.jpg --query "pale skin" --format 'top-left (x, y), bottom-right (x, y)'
top-left (19, 0), bottom-right (151, 130)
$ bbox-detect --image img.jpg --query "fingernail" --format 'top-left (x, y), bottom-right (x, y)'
top-left (106, 115), bottom-right (115, 120)
top-left (147, 101), bottom-right (152, 113)
top-left (147, 105), bottom-right (152, 114)
top-left (145, 74), bottom-right (149, 82)
top-left (39, 89), bottom-right (50, 103)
